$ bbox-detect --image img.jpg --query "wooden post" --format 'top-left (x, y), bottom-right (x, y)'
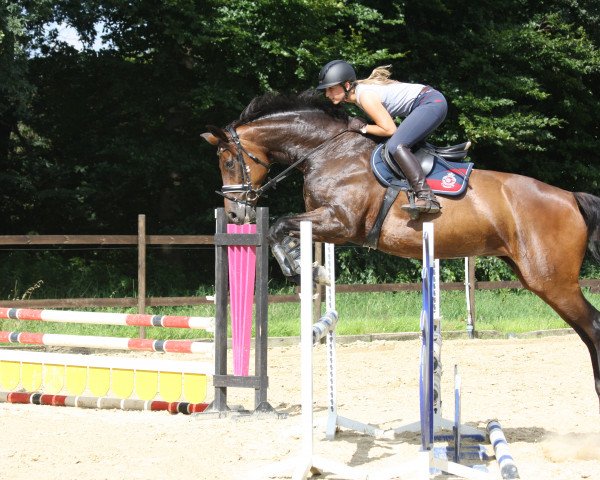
top-left (254, 207), bottom-right (270, 410)
top-left (213, 208), bottom-right (229, 412)
top-left (137, 214), bottom-right (147, 339)
top-left (465, 256), bottom-right (477, 338)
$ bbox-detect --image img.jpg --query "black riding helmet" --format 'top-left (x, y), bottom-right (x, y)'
top-left (316, 60), bottom-right (357, 90)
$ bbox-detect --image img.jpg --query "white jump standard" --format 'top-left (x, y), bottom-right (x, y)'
top-left (256, 221), bottom-right (520, 479)
top-left (255, 221), bottom-right (368, 480)
top-left (320, 240), bottom-right (387, 440)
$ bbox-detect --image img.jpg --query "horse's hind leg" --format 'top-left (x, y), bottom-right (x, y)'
top-left (542, 287), bottom-right (600, 406)
top-left (504, 255), bottom-right (600, 408)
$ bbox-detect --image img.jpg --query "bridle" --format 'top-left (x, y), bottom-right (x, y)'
top-left (216, 123), bottom-right (352, 208)
top-left (216, 125), bottom-right (271, 207)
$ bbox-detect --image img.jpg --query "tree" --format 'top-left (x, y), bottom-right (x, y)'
top-left (3, 0), bottom-right (405, 234)
top-left (400, 0), bottom-right (600, 191)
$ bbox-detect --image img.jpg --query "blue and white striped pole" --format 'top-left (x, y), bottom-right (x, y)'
top-left (487, 420), bottom-right (520, 479)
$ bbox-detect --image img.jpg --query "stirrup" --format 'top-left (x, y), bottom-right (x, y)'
top-left (401, 192), bottom-right (441, 219)
top-left (416, 197), bottom-right (441, 214)
top-left (401, 191), bottom-right (421, 220)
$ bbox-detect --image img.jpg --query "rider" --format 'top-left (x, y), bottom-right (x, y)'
top-left (316, 59), bottom-right (447, 215)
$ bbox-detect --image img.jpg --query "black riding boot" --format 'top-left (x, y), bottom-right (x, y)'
top-left (391, 145), bottom-right (441, 216)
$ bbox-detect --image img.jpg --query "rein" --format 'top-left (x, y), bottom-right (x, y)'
top-left (255, 128), bottom-right (350, 196)
top-left (217, 124), bottom-right (351, 206)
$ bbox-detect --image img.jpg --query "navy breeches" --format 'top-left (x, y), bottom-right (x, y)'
top-left (386, 90), bottom-right (448, 151)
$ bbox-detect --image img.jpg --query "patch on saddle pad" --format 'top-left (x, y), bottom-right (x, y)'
top-left (370, 144), bottom-right (474, 196)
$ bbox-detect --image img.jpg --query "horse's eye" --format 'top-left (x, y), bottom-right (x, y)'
top-left (225, 159), bottom-right (235, 169)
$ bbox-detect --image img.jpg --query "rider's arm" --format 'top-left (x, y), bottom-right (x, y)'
top-left (357, 91), bottom-right (397, 137)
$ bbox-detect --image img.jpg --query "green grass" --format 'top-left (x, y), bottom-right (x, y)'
top-left (267, 289), bottom-right (581, 337)
top-left (3, 289), bottom-right (599, 339)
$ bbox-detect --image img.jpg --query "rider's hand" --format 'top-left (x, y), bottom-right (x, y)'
top-left (347, 117), bottom-right (368, 134)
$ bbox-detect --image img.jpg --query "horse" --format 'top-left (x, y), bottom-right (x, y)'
top-left (202, 91), bottom-right (600, 408)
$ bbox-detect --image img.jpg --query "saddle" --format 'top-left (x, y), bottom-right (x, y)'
top-left (370, 142), bottom-right (474, 196)
top-left (365, 141), bottom-right (474, 249)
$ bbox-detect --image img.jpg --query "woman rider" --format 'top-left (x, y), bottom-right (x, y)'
top-left (316, 60), bottom-right (447, 215)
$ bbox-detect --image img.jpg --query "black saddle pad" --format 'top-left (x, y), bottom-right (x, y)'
top-left (370, 144), bottom-right (474, 196)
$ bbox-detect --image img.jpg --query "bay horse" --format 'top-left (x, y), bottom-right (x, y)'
top-left (202, 91), bottom-right (600, 407)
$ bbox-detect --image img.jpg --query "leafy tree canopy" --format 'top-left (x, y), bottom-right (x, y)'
top-left (1, 0), bottom-right (599, 238)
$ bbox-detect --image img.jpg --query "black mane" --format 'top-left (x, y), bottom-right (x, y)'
top-left (235, 90), bottom-right (349, 126)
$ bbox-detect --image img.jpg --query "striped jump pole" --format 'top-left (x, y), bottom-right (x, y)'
top-left (311, 311), bottom-right (338, 345)
top-left (487, 421), bottom-right (520, 479)
top-left (0, 307), bottom-right (215, 331)
top-left (0, 391), bottom-right (209, 414)
top-left (0, 331), bottom-right (214, 354)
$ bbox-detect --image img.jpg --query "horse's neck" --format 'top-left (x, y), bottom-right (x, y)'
top-left (250, 115), bottom-right (346, 166)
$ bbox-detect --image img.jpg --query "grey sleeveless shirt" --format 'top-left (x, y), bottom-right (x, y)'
top-left (355, 82), bottom-right (425, 118)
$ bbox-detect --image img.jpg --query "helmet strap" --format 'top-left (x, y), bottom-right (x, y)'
top-left (343, 82), bottom-right (355, 100)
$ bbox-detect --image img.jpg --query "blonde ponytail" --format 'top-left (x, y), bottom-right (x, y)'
top-left (356, 65), bottom-right (397, 85)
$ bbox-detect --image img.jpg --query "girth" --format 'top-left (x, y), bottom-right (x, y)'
top-left (364, 186), bottom-right (402, 249)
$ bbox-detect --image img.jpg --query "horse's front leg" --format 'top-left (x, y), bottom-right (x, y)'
top-left (268, 206), bottom-right (359, 284)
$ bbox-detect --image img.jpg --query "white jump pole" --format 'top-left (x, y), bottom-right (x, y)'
top-left (465, 256), bottom-right (475, 338)
top-left (297, 220), bottom-right (315, 476)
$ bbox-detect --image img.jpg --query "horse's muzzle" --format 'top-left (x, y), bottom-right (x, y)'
top-left (226, 203), bottom-right (256, 224)
top-left (218, 186), bottom-right (259, 224)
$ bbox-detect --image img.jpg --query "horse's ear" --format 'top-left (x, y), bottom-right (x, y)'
top-left (201, 125), bottom-right (228, 145)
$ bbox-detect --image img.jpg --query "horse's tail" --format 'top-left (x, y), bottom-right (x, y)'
top-left (574, 192), bottom-right (600, 262)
